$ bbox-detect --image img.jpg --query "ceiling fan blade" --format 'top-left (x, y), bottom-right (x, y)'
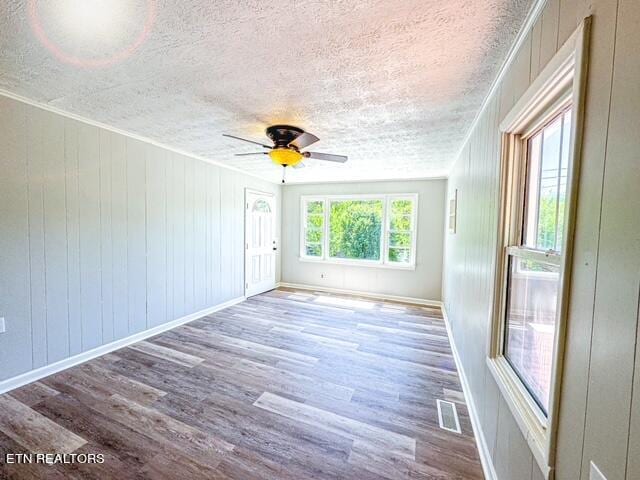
top-left (223, 134), bottom-right (272, 149)
top-left (292, 162), bottom-right (305, 169)
top-left (290, 132), bottom-right (319, 149)
top-left (235, 152), bottom-right (268, 156)
top-left (303, 151), bottom-right (348, 163)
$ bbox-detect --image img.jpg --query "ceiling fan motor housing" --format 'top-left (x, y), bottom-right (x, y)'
top-left (266, 125), bottom-right (304, 148)
top-left (266, 125), bottom-right (304, 166)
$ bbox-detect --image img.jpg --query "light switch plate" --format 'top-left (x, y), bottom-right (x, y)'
top-left (590, 461), bottom-right (606, 480)
top-left (0, 317), bottom-right (5, 334)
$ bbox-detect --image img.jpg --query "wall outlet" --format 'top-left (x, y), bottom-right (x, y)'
top-left (590, 461), bottom-right (606, 480)
top-left (0, 317), bottom-right (5, 334)
top-left (320, 273), bottom-right (325, 279)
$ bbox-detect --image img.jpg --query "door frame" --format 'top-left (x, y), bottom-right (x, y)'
top-left (244, 188), bottom-right (277, 298)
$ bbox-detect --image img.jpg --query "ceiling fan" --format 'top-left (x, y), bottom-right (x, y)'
top-left (223, 125), bottom-right (347, 183)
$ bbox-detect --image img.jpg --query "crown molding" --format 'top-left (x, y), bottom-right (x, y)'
top-left (0, 88), bottom-right (279, 185)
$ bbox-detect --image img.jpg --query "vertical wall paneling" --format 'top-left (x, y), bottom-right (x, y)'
top-left (99, 130), bottom-right (114, 344)
top-left (42, 111), bottom-right (69, 363)
top-left (26, 107), bottom-right (48, 367)
top-left (64, 119), bottom-right (82, 355)
top-left (512, 33), bottom-right (533, 105)
top-left (220, 170), bottom-right (233, 300)
top-left (211, 168), bottom-right (222, 305)
top-left (232, 174), bottom-right (239, 298)
top-left (0, 97), bottom-right (32, 378)
top-left (530, 16), bottom-right (543, 81)
top-left (494, 398), bottom-right (511, 480)
top-left (234, 174), bottom-right (244, 298)
top-left (558, 0), bottom-right (582, 46)
top-left (164, 152), bottom-right (175, 323)
top-left (582, 0), bottom-right (640, 476)
top-left (110, 133), bottom-right (128, 340)
top-left (0, 94), bottom-right (281, 386)
top-left (78, 123), bottom-right (102, 350)
top-left (555, 1), bottom-right (618, 479)
top-left (171, 153), bottom-right (186, 319)
top-left (204, 163), bottom-right (212, 306)
top-left (444, 0), bottom-right (640, 479)
top-left (203, 160), bottom-right (213, 305)
top-left (539, 0), bottom-right (561, 69)
top-left (184, 158), bottom-right (195, 313)
top-left (146, 146), bottom-right (168, 328)
top-left (126, 138), bottom-right (147, 334)
top-left (508, 410), bottom-right (534, 480)
top-left (194, 160), bottom-right (207, 311)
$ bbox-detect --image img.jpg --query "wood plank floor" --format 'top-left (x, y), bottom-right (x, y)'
top-left (0, 288), bottom-right (483, 479)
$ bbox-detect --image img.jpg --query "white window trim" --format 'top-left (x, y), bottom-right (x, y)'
top-left (300, 195), bottom-right (326, 259)
top-left (299, 193), bottom-right (418, 270)
top-left (487, 18), bottom-right (590, 479)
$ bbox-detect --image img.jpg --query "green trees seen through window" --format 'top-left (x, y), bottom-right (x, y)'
top-left (329, 200), bottom-right (383, 260)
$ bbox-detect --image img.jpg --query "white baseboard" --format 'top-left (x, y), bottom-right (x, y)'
top-left (0, 296), bottom-right (245, 395)
top-left (441, 305), bottom-right (498, 480)
top-left (277, 282), bottom-right (441, 307)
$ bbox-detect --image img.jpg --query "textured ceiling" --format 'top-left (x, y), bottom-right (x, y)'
top-left (1, 0), bottom-right (532, 183)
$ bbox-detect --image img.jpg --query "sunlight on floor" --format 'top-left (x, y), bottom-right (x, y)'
top-left (287, 293), bottom-right (314, 301)
top-left (380, 305), bottom-right (408, 314)
top-left (314, 295), bottom-right (375, 310)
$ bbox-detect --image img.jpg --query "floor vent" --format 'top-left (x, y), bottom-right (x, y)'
top-left (437, 399), bottom-right (461, 434)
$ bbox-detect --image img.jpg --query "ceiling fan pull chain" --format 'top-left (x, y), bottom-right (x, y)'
top-left (282, 165), bottom-right (286, 184)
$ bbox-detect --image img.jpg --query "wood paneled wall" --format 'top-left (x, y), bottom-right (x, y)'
top-left (443, 0), bottom-right (640, 479)
top-left (0, 95), bottom-right (281, 384)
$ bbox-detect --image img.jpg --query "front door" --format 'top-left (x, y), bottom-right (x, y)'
top-left (245, 190), bottom-right (276, 297)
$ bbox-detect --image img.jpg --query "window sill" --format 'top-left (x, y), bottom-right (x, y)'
top-left (298, 256), bottom-right (416, 271)
top-left (486, 356), bottom-right (552, 479)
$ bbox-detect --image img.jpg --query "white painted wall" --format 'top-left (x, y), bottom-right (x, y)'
top-left (0, 94), bottom-right (281, 383)
top-left (281, 180), bottom-right (445, 302)
top-left (443, 0), bottom-right (640, 479)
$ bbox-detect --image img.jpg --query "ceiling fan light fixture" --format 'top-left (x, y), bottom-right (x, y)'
top-left (224, 125), bottom-right (347, 170)
top-left (268, 148), bottom-right (303, 167)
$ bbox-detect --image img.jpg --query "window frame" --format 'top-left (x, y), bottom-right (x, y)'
top-left (487, 19), bottom-right (590, 478)
top-left (299, 193), bottom-right (418, 270)
top-left (385, 195), bottom-right (418, 267)
top-left (300, 196), bottom-right (326, 259)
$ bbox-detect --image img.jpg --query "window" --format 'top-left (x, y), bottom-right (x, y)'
top-left (488, 19), bottom-right (589, 477)
top-left (523, 110), bottom-right (572, 252)
top-left (300, 194), bottom-right (417, 268)
top-left (502, 108), bottom-right (572, 415)
top-left (504, 256), bottom-right (559, 413)
top-left (386, 197), bottom-right (416, 264)
top-left (302, 198), bottom-right (325, 258)
top-left (252, 199), bottom-right (271, 213)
